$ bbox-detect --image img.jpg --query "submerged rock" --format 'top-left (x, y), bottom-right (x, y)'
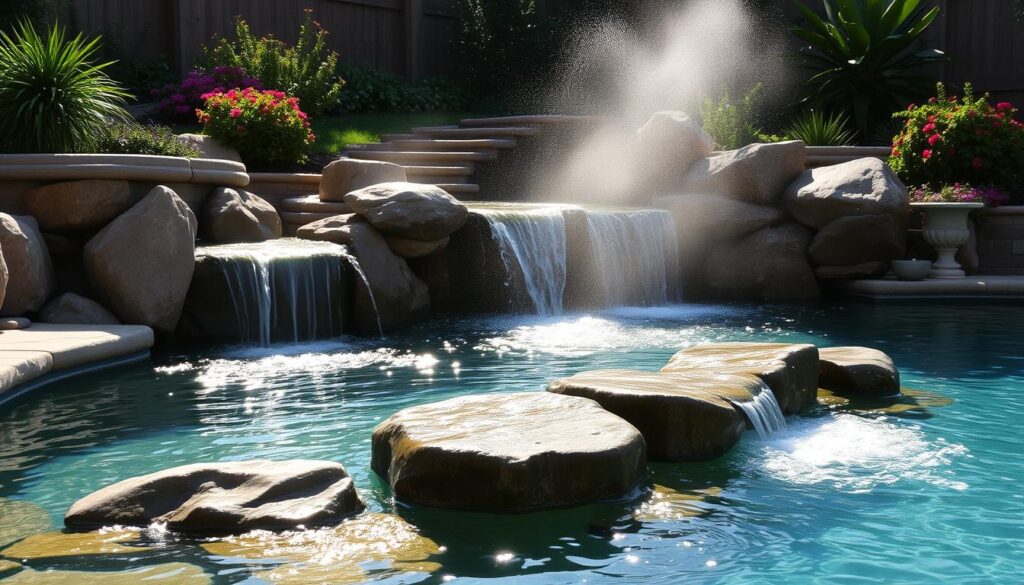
top-left (1, 528), bottom-right (141, 559)
top-left (1, 563), bottom-right (210, 584)
top-left (64, 460), bottom-right (364, 534)
top-left (819, 346), bottom-right (900, 397)
top-left (784, 157), bottom-right (909, 229)
top-left (345, 182), bottom-right (468, 241)
top-left (201, 513), bottom-right (441, 584)
top-left (0, 214), bottom-right (56, 316)
top-left (320, 157), bottom-right (407, 202)
top-left (39, 293), bottom-right (119, 325)
top-left (0, 498), bottom-right (53, 548)
top-left (84, 186), bottom-right (197, 332)
top-left (371, 392), bottom-right (647, 512)
top-left (22, 180), bottom-right (133, 232)
top-left (201, 187), bottom-right (282, 243)
top-left (548, 369), bottom-right (757, 461)
top-left (661, 342), bottom-right (820, 414)
top-left (683, 141), bottom-right (807, 204)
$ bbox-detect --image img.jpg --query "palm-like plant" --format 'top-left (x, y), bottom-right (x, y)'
top-left (791, 0), bottom-right (946, 141)
top-left (0, 21), bottom-right (130, 153)
top-left (785, 110), bottom-right (856, 146)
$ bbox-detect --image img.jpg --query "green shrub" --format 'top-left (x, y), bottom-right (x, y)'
top-left (785, 110), bottom-right (855, 146)
top-left (791, 0), bottom-right (946, 142)
top-left (93, 122), bottom-right (200, 157)
top-left (333, 64), bottom-right (467, 114)
top-left (204, 12), bottom-right (343, 116)
top-left (198, 88), bottom-right (314, 167)
top-left (0, 21), bottom-right (130, 153)
top-left (889, 83), bottom-right (1024, 203)
top-left (699, 84), bottom-right (772, 150)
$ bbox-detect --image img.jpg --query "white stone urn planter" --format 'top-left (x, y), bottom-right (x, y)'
top-left (911, 202), bottom-right (984, 279)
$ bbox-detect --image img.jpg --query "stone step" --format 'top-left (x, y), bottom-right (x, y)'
top-left (345, 150), bottom-right (497, 164)
top-left (410, 125), bottom-right (540, 139)
top-left (459, 115), bottom-right (603, 127)
top-left (379, 133), bottom-right (419, 142)
top-left (406, 175), bottom-right (469, 185)
top-left (437, 183), bottom-right (480, 196)
top-left (403, 165), bottom-right (475, 185)
top-left (278, 195), bottom-right (350, 214)
top-left (386, 138), bottom-right (516, 151)
top-left (280, 210), bottom-right (339, 227)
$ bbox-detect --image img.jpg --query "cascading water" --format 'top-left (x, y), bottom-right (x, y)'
top-left (475, 204), bottom-right (569, 316)
top-left (196, 239), bottom-right (361, 345)
top-left (585, 210), bottom-right (681, 306)
top-left (731, 382), bottom-right (787, 439)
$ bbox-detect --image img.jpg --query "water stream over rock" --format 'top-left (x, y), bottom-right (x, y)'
top-left (731, 383), bottom-right (787, 439)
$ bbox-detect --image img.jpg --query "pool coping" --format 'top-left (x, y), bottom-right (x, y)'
top-left (0, 350), bottom-right (151, 408)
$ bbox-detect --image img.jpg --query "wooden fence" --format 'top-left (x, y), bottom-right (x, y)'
top-left (60, 0), bottom-right (460, 80)
top-left (61, 0), bottom-right (1024, 106)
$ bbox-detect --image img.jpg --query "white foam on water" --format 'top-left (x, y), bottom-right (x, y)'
top-left (753, 414), bottom-right (969, 492)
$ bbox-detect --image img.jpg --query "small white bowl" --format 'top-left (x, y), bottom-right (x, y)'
top-left (891, 260), bottom-right (932, 281)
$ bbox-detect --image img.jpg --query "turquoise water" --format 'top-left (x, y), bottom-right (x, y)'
top-left (0, 302), bottom-right (1021, 583)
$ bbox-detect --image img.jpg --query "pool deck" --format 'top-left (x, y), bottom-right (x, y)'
top-left (0, 324), bottom-right (154, 405)
top-left (836, 275), bottom-right (1024, 300)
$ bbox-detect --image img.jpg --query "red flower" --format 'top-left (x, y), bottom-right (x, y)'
top-left (928, 134), bottom-right (942, 146)
top-left (922, 149), bottom-right (933, 160)
top-left (891, 148), bottom-right (901, 157)
top-left (997, 102), bottom-right (1013, 111)
top-left (922, 122), bottom-right (936, 133)
top-left (928, 115), bottom-right (937, 123)
top-left (972, 158), bottom-right (983, 169)
top-left (229, 108), bottom-right (243, 118)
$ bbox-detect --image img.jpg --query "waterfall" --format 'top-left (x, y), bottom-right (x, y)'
top-left (731, 383), bottom-right (787, 439)
top-left (198, 239), bottom-right (353, 345)
top-left (476, 204), bottom-right (569, 316)
top-left (584, 210), bottom-right (681, 306)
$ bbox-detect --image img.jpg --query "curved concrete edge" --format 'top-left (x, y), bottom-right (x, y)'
top-left (0, 154), bottom-right (248, 187)
top-left (0, 350), bottom-right (151, 408)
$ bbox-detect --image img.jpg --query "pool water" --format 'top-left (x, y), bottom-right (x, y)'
top-left (0, 302), bottom-right (1021, 584)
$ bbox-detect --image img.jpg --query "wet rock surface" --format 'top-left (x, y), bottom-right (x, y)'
top-left (819, 346), bottom-right (901, 398)
top-left (371, 392), bottom-right (647, 512)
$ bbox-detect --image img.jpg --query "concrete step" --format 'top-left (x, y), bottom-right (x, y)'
top-left (403, 164), bottom-right (475, 185)
top-left (410, 125), bottom-right (540, 139)
top-left (406, 175), bottom-right (469, 185)
top-left (279, 195), bottom-right (350, 215)
top-left (459, 115), bottom-right (603, 127)
top-left (345, 150), bottom-right (497, 164)
top-left (388, 138), bottom-right (517, 151)
top-left (379, 133), bottom-right (419, 141)
top-left (438, 183), bottom-right (480, 196)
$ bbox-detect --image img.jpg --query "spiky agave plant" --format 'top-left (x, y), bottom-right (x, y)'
top-left (0, 21), bottom-right (130, 153)
top-left (785, 109), bottom-right (856, 146)
top-left (791, 0), bottom-right (946, 141)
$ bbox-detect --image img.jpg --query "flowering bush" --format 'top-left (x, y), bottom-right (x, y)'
top-left (197, 88), bottom-right (314, 167)
top-left (890, 83), bottom-right (1024, 203)
top-left (909, 183), bottom-right (1010, 207)
top-left (153, 66), bottom-right (262, 121)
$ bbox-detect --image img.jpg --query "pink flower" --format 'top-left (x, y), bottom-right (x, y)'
top-left (997, 102), bottom-right (1013, 111)
top-left (922, 122), bottom-right (936, 133)
top-left (928, 134), bottom-right (942, 146)
top-left (922, 149), bottom-right (933, 160)
top-left (229, 108), bottom-right (243, 118)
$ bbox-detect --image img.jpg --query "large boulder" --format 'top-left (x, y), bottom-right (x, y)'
top-left (0, 214), bottom-right (56, 316)
top-left (661, 342), bottom-right (820, 414)
top-left (320, 158), bottom-right (407, 203)
top-left (658, 193), bottom-right (782, 243)
top-left (808, 214), bottom-right (905, 266)
top-left (22, 180), bottom-right (133, 232)
top-left (682, 141), bottom-right (807, 205)
top-left (177, 133), bottom-right (242, 163)
top-left (371, 392), bottom-right (647, 512)
top-left (345, 182), bottom-right (468, 241)
top-left (39, 293), bottom-right (119, 325)
top-left (635, 111), bottom-right (714, 193)
top-left (384, 235), bottom-right (449, 259)
top-left (84, 186), bottom-right (197, 332)
top-left (784, 157), bottom-right (909, 229)
top-left (698, 223), bottom-right (820, 300)
top-left (64, 460), bottom-right (364, 534)
top-left (201, 187), bottom-right (282, 243)
top-left (819, 346), bottom-right (900, 397)
top-left (298, 215), bottom-right (428, 332)
top-left (548, 369), bottom-right (760, 461)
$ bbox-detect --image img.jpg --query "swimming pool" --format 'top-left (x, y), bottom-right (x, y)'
top-left (0, 302), bottom-right (1020, 584)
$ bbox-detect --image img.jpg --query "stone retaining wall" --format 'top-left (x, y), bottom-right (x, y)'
top-left (976, 206), bottom-right (1024, 275)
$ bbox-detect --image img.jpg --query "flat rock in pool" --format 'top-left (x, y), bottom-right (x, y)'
top-left (2, 562), bottom-right (210, 584)
top-left (819, 346), bottom-right (900, 397)
top-left (661, 342), bottom-right (819, 414)
top-left (64, 460), bottom-right (364, 534)
top-left (371, 392), bottom-right (647, 512)
top-left (547, 369), bottom-right (756, 461)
